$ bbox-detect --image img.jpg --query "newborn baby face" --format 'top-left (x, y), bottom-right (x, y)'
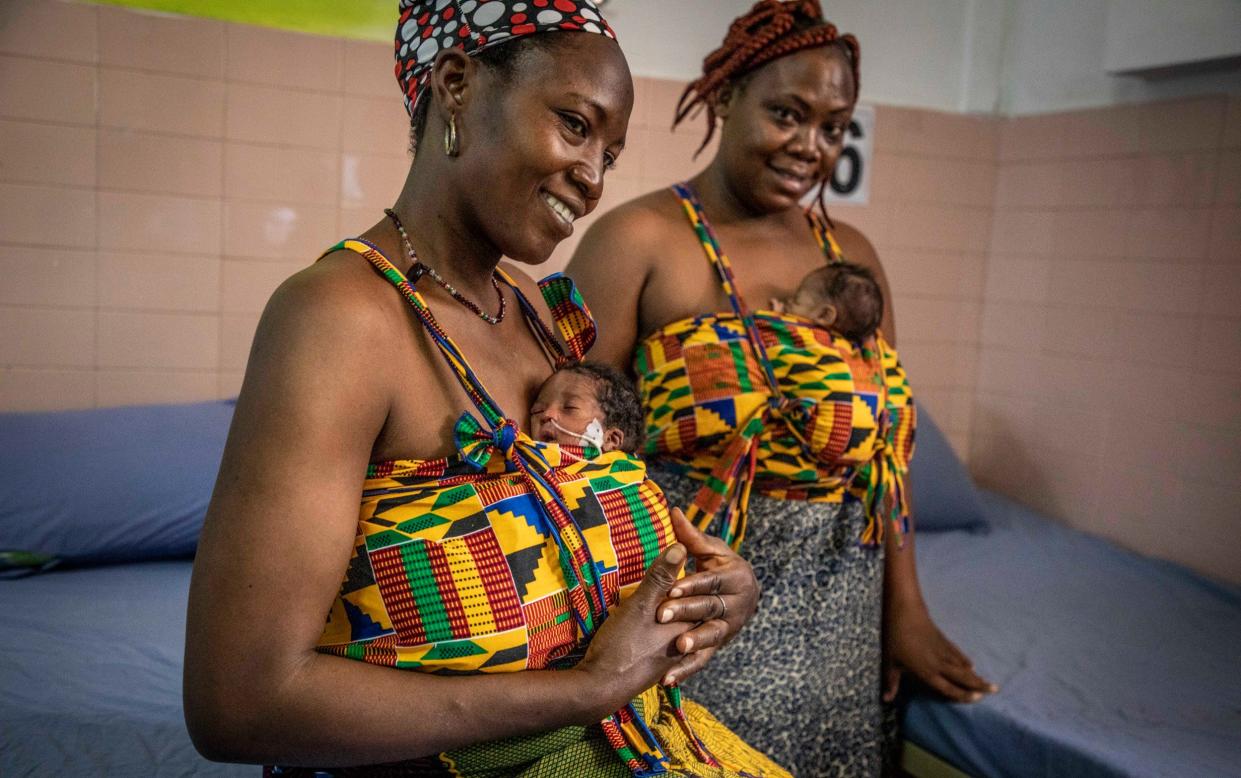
top-left (529, 371), bottom-right (608, 449)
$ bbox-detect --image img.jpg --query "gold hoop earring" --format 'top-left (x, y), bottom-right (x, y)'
top-left (444, 113), bottom-right (459, 157)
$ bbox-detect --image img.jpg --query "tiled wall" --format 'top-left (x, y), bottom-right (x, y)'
top-left (2, 3), bottom-right (1238, 582)
top-left (974, 95), bottom-right (1241, 584)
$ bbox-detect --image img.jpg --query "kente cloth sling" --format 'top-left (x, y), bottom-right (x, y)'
top-left (295, 239), bottom-right (787, 778)
top-left (635, 183), bottom-right (916, 551)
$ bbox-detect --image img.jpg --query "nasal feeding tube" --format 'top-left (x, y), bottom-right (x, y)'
top-left (543, 416), bottom-right (606, 448)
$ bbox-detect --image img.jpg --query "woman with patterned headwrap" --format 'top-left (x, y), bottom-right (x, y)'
top-left (568, 1), bottom-right (997, 774)
top-left (185, 2), bottom-right (786, 775)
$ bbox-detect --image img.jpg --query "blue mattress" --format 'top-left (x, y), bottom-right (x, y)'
top-left (0, 561), bottom-right (249, 777)
top-left (3, 495), bottom-right (1238, 777)
top-left (907, 491), bottom-right (1241, 778)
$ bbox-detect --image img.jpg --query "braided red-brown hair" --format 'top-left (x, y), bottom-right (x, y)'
top-left (675, 1), bottom-right (860, 221)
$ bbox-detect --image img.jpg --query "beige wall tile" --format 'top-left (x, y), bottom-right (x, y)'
top-left (988, 209), bottom-right (1054, 255)
top-left (0, 119), bottom-right (95, 187)
top-left (1140, 96), bottom-right (1226, 154)
top-left (983, 255), bottom-right (1050, 304)
top-left (340, 153), bottom-right (410, 209)
top-left (881, 250), bottom-right (985, 301)
top-left (97, 310), bottom-right (218, 369)
top-left (0, 306), bottom-right (95, 367)
top-left (1217, 150), bottom-right (1241, 206)
top-left (220, 259), bottom-right (303, 313)
top-left (0, 246), bottom-right (96, 306)
top-left (1197, 317), bottom-right (1241, 376)
top-left (223, 201), bottom-right (338, 260)
top-left (1041, 305), bottom-right (1117, 357)
top-left (1046, 259), bottom-right (1113, 310)
top-left (993, 161), bottom-right (1061, 209)
top-left (343, 40), bottom-right (393, 99)
top-left (0, 55), bottom-right (95, 125)
top-left (97, 192), bottom-right (222, 254)
top-left (1209, 206), bottom-right (1241, 263)
top-left (1203, 264), bottom-right (1241, 317)
top-left (0, 0), bottom-right (96, 62)
top-left (220, 312), bottom-right (261, 371)
top-left (1112, 311), bottom-right (1199, 368)
top-left (1051, 209), bottom-right (1128, 258)
top-left (883, 203), bottom-right (991, 253)
top-left (1123, 206), bottom-right (1213, 260)
top-left (876, 107), bottom-right (995, 160)
top-left (99, 68), bottom-right (225, 137)
top-left (0, 368), bottom-right (96, 410)
top-left (997, 113), bottom-right (1066, 162)
top-left (226, 83), bottom-right (342, 149)
top-left (226, 23), bottom-right (343, 92)
top-left (871, 155), bottom-right (995, 208)
top-left (1224, 97), bottom-right (1241, 149)
top-left (897, 298), bottom-right (982, 345)
top-left (899, 342), bottom-right (978, 390)
top-left (218, 369), bottom-right (244, 398)
top-left (95, 368), bottom-right (219, 407)
top-left (97, 251), bottom-right (221, 313)
top-left (1058, 158), bottom-right (1140, 209)
top-left (225, 143), bottom-right (339, 205)
top-left (0, 183), bottom-right (95, 247)
top-left (342, 95), bottom-right (409, 156)
top-left (1138, 152), bottom-right (1219, 208)
top-left (338, 206), bottom-right (379, 239)
top-left (979, 301), bottom-right (1045, 350)
top-left (633, 124), bottom-right (713, 185)
top-left (641, 78), bottom-right (687, 134)
top-left (1057, 104), bottom-right (1143, 158)
top-left (1114, 261), bottom-right (1206, 314)
top-left (97, 129), bottom-right (223, 197)
top-left (98, 4), bottom-right (224, 78)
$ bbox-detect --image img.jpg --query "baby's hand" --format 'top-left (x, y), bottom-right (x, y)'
top-left (769, 298), bottom-right (786, 314)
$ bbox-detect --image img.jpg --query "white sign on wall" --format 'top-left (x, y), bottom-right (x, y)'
top-left (802, 103), bottom-right (874, 207)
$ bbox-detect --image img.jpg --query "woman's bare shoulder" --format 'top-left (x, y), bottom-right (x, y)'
top-left (575, 188), bottom-right (687, 264)
top-left (831, 219), bottom-right (882, 270)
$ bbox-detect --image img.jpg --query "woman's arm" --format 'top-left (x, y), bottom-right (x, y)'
top-left (834, 223), bottom-right (996, 703)
top-left (184, 262), bottom-right (691, 766)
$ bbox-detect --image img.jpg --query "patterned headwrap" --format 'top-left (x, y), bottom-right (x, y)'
top-left (396, 0), bottom-right (617, 118)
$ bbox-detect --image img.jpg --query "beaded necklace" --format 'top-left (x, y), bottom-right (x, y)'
top-left (384, 208), bottom-right (507, 325)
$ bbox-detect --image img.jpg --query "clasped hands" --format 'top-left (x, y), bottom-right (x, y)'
top-left (576, 508), bottom-right (759, 704)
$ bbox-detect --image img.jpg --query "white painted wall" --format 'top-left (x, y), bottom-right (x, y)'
top-left (1000, 0), bottom-right (1241, 115)
top-left (607, 0), bottom-right (998, 114)
top-left (607, 0), bottom-right (1241, 117)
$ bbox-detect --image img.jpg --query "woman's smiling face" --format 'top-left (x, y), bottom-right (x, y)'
top-left (715, 45), bottom-right (856, 214)
top-left (456, 32), bottom-right (633, 264)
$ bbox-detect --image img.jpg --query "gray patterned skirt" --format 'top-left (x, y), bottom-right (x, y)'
top-left (650, 463), bottom-right (886, 778)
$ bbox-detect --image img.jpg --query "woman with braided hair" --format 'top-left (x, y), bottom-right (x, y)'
top-left (568, 1), bottom-right (995, 773)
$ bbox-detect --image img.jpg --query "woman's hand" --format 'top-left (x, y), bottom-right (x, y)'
top-left (576, 542), bottom-right (694, 713)
top-left (654, 509), bottom-right (761, 686)
top-left (883, 597), bottom-right (997, 703)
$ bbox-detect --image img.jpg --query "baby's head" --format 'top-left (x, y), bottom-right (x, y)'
top-left (779, 261), bottom-right (884, 342)
top-left (529, 361), bottom-right (645, 454)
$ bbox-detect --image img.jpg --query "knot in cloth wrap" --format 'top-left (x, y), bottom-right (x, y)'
top-left (395, 0), bottom-right (617, 117)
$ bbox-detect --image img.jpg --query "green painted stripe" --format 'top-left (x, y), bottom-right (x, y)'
top-left (86, 0), bottom-right (393, 41)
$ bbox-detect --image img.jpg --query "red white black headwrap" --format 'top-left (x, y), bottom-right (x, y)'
top-left (396, 0), bottom-right (617, 118)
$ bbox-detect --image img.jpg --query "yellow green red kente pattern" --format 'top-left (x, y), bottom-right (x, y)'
top-left (635, 184), bottom-right (916, 550)
top-left (305, 239), bottom-right (788, 778)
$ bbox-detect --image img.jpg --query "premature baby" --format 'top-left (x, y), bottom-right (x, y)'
top-left (771, 260), bottom-right (885, 342)
top-left (529, 361), bottom-right (645, 454)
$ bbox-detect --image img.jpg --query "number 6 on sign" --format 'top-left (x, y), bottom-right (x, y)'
top-left (801, 103), bottom-right (874, 207)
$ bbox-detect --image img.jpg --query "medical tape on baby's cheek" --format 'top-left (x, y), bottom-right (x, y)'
top-left (545, 417), bottom-right (605, 448)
